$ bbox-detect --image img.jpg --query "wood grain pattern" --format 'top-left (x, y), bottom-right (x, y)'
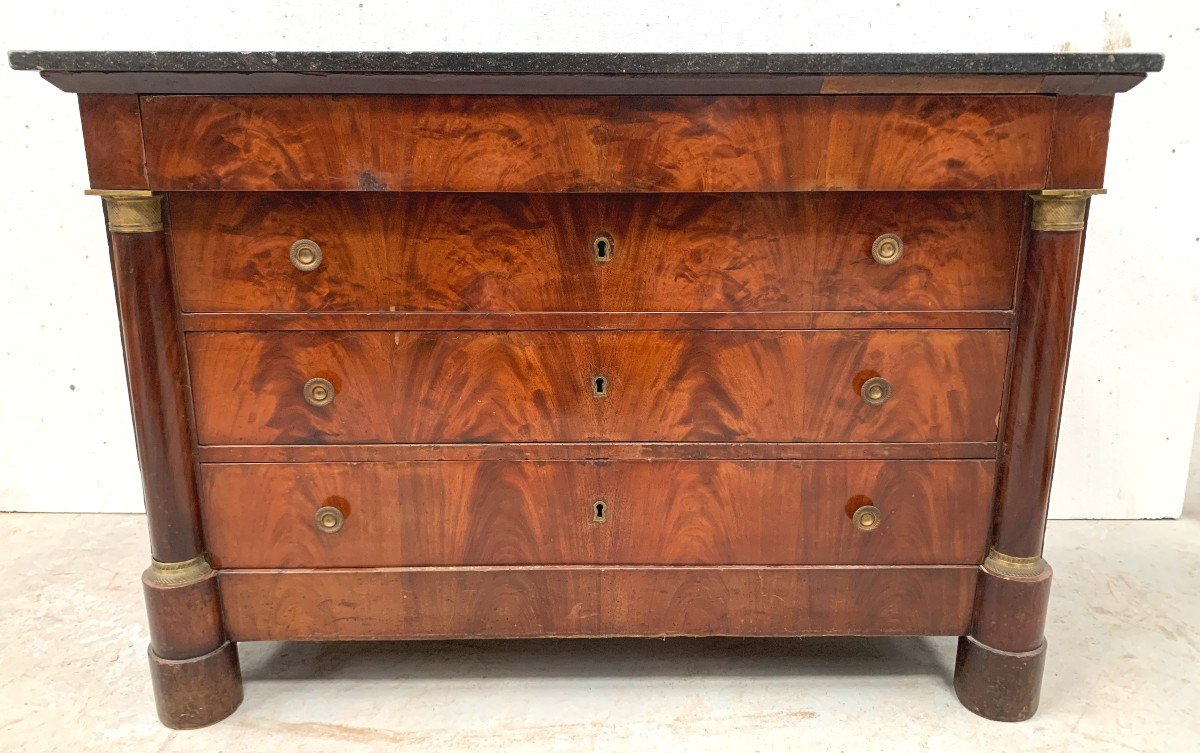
top-left (140, 95), bottom-right (1054, 192)
top-left (200, 460), bottom-right (995, 568)
top-left (186, 329), bottom-right (1009, 445)
top-left (181, 310), bottom-right (1015, 332)
top-left (169, 191), bottom-right (1023, 313)
top-left (78, 94), bottom-right (147, 188)
top-left (1047, 96), bottom-right (1113, 188)
top-left (218, 565), bottom-right (978, 640)
top-left (196, 441), bottom-right (999, 463)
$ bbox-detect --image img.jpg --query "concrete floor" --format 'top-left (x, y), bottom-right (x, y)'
top-left (1, 511), bottom-right (1198, 753)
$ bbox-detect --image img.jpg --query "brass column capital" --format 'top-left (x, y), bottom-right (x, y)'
top-left (143, 555), bottom-right (213, 587)
top-left (1029, 189), bottom-right (1106, 233)
top-left (85, 189), bottom-right (163, 233)
top-left (982, 548), bottom-right (1048, 579)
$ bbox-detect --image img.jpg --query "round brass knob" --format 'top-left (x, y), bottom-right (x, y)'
top-left (871, 233), bottom-right (903, 265)
top-left (290, 238), bottom-right (323, 272)
top-left (303, 377), bottom-right (335, 407)
top-left (315, 506), bottom-right (345, 533)
top-left (853, 505), bottom-right (883, 532)
top-left (860, 376), bottom-right (892, 406)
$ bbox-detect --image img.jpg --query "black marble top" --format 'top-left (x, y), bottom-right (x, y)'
top-left (7, 51), bottom-right (1165, 76)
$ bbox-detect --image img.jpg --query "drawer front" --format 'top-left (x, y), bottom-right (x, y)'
top-left (187, 329), bottom-right (1008, 444)
top-left (200, 460), bottom-right (995, 568)
top-left (141, 94), bottom-right (1053, 192)
top-left (220, 566), bottom-right (978, 640)
top-left (171, 192), bottom-right (1022, 314)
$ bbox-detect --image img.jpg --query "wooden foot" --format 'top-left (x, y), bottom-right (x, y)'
top-left (148, 641), bottom-right (243, 729)
top-left (954, 635), bottom-right (1046, 722)
top-left (955, 551), bottom-right (1053, 721)
top-left (142, 558), bottom-right (242, 728)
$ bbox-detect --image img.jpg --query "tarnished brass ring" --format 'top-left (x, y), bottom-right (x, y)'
top-left (303, 377), bottom-right (335, 407)
top-left (861, 376), bottom-right (892, 406)
top-left (983, 548), bottom-right (1048, 578)
top-left (144, 555), bottom-right (213, 586)
top-left (290, 238), bottom-right (323, 271)
top-left (871, 233), bottom-right (904, 265)
top-left (853, 505), bottom-right (883, 532)
top-left (315, 506), bottom-right (345, 533)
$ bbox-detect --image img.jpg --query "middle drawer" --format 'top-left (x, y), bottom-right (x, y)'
top-left (187, 329), bottom-right (1008, 445)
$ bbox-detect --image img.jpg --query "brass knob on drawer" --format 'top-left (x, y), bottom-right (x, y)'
top-left (853, 505), bottom-right (883, 532)
top-left (315, 506), bottom-right (345, 533)
top-left (303, 377), bottom-right (335, 407)
top-left (871, 233), bottom-right (903, 265)
top-left (860, 376), bottom-right (891, 406)
top-left (290, 238), bottom-right (323, 271)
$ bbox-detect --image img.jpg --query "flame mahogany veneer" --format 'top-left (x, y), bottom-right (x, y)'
top-left (17, 50), bottom-right (1159, 726)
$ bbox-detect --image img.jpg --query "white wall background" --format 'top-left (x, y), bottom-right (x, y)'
top-left (1, 0), bottom-right (1197, 518)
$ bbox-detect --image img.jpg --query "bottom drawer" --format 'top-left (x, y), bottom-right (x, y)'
top-left (200, 460), bottom-right (994, 568)
top-left (218, 566), bottom-right (978, 640)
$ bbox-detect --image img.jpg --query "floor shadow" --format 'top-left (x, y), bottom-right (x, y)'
top-left (240, 635), bottom-right (957, 687)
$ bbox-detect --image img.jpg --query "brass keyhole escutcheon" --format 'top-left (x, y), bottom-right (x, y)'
top-left (303, 377), bottom-right (335, 407)
top-left (593, 500), bottom-right (608, 523)
top-left (853, 505), bottom-right (883, 532)
top-left (315, 506), bottom-right (345, 533)
top-left (290, 238), bottom-right (323, 271)
top-left (871, 233), bottom-right (903, 265)
top-left (860, 376), bottom-right (891, 406)
top-left (592, 375), bottom-right (608, 397)
top-left (593, 232), bottom-right (615, 264)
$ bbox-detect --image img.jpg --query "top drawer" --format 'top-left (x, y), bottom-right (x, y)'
top-left (170, 192), bottom-right (1022, 313)
top-left (140, 95), bottom-right (1053, 192)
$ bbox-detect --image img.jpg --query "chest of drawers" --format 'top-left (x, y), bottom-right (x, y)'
top-left (11, 50), bottom-right (1161, 728)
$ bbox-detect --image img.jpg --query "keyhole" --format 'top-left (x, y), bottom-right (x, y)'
top-left (592, 375), bottom-right (608, 397)
top-left (593, 500), bottom-right (607, 522)
top-left (593, 232), bottom-right (614, 263)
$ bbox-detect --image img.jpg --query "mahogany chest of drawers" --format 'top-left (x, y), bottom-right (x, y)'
top-left (11, 50), bottom-right (1161, 728)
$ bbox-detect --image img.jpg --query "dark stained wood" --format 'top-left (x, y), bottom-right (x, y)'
top-left (142, 569), bottom-right (225, 660)
top-left (954, 636), bottom-right (1046, 722)
top-left (1047, 96), bottom-right (1113, 188)
top-left (181, 310), bottom-right (1015, 332)
top-left (970, 566), bottom-right (1053, 653)
top-left (196, 441), bottom-right (1000, 463)
top-left (820, 74), bottom-right (1044, 94)
top-left (1042, 73), bottom-right (1145, 95)
top-left (108, 228), bottom-right (204, 563)
top-left (148, 641), bottom-right (243, 729)
top-left (991, 229), bottom-right (1086, 557)
top-left (218, 565), bottom-right (978, 640)
top-left (78, 94), bottom-right (147, 188)
top-left (41, 71), bottom-right (1151, 97)
top-left (200, 460), bottom-right (995, 568)
top-left (140, 95), bottom-right (1055, 192)
top-left (185, 329), bottom-right (1010, 445)
top-left (824, 74), bottom-right (1146, 96)
top-left (170, 192), bottom-right (1023, 314)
